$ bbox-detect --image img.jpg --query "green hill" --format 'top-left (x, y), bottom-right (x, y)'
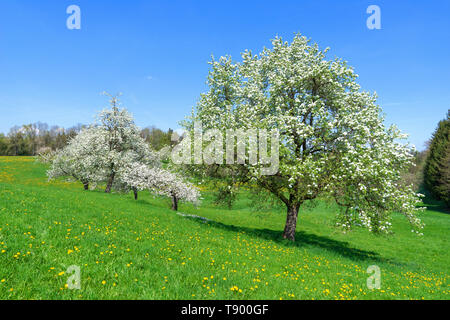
top-left (0, 157), bottom-right (448, 299)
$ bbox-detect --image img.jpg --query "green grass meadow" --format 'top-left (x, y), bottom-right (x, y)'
top-left (0, 156), bottom-right (448, 299)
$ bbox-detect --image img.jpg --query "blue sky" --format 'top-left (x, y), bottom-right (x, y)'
top-left (0, 0), bottom-right (448, 151)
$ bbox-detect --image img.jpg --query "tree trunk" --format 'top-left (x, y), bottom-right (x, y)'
top-left (171, 194), bottom-right (178, 211)
top-left (105, 172), bottom-right (115, 193)
top-left (282, 203), bottom-right (300, 241)
top-left (133, 187), bottom-right (138, 200)
top-left (83, 182), bottom-right (89, 190)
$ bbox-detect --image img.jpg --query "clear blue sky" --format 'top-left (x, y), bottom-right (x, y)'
top-left (0, 0), bottom-right (449, 151)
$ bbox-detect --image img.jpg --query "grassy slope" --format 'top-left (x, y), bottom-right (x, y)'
top-left (0, 157), bottom-right (448, 300)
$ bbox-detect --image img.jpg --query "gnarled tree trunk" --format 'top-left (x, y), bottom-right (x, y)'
top-left (105, 172), bottom-right (115, 193)
top-left (171, 193), bottom-right (178, 211)
top-left (133, 187), bottom-right (138, 200)
top-left (282, 203), bottom-right (300, 241)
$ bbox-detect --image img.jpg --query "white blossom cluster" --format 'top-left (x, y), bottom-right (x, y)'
top-left (47, 126), bottom-right (108, 186)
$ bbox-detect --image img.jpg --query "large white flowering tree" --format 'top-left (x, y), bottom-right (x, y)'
top-left (186, 34), bottom-right (424, 241)
top-left (48, 94), bottom-right (199, 209)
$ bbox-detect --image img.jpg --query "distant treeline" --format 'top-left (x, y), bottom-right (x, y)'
top-left (1, 113), bottom-right (448, 208)
top-left (0, 122), bottom-right (174, 156)
top-left (424, 111), bottom-right (450, 207)
top-left (403, 111), bottom-right (449, 208)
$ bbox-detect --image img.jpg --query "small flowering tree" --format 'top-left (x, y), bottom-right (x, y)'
top-left (96, 93), bottom-right (157, 193)
top-left (186, 34), bottom-right (424, 241)
top-left (48, 94), bottom-right (199, 210)
top-left (48, 94), bottom-right (156, 193)
top-left (120, 162), bottom-right (200, 211)
top-left (47, 126), bottom-right (107, 190)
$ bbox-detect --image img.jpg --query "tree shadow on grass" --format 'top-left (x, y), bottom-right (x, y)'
top-left (419, 188), bottom-right (450, 215)
top-left (184, 216), bottom-right (400, 266)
